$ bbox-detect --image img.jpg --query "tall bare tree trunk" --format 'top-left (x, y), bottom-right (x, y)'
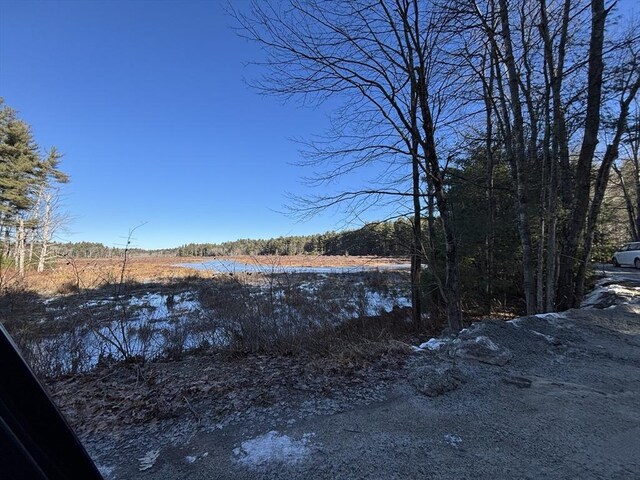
top-left (17, 218), bottom-right (25, 277)
top-left (410, 138), bottom-right (423, 328)
top-left (556, 0), bottom-right (607, 309)
top-left (37, 192), bottom-right (53, 273)
top-left (632, 115), bottom-right (640, 238)
top-left (498, 0), bottom-right (536, 314)
top-left (483, 58), bottom-right (496, 314)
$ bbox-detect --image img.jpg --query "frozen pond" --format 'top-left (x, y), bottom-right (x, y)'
top-left (177, 258), bottom-right (411, 274)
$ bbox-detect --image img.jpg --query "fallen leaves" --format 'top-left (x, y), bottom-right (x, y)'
top-left (46, 350), bottom-right (405, 438)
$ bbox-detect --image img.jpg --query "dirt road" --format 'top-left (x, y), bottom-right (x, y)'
top-left (87, 268), bottom-right (640, 479)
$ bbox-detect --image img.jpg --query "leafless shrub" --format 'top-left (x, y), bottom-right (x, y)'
top-left (195, 268), bottom-right (411, 356)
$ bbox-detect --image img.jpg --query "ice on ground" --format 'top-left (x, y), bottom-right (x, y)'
top-left (444, 434), bottom-right (462, 447)
top-left (128, 291), bottom-right (200, 318)
top-left (418, 338), bottom-right (449, 351)
top-left (233, 431), bottom-right (314, 468)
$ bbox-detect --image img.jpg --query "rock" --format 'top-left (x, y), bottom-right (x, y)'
top-left (410, 365), bottom-right (466, 397)
top-left (453, 335), bottom-right (512, 366)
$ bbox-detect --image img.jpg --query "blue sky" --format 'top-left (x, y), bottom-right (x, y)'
top-left (0, 0), bottom-right (372, 249)
top-left (0, 0), bottom-right (637, 249)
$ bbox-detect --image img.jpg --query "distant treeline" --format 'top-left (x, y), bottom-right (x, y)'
top-left (51, 219), bottom-right (415, 259)
top-left (49, 242), bottom-right (151, 259)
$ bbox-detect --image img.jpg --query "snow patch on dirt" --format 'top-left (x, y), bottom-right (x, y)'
top-left (417, 338), bottom-right (449, 351)
top-left (233, 431), bottom-right (315, 468)
top-left (364, 291), bottom-right (410, 316)
top-left (581, 283), bottom-right (640, 308)
top-left (444, 434), bottom-right (462, 448)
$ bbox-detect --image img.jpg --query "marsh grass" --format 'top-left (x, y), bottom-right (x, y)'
top-left (1, 256), bottom-right (414, 378)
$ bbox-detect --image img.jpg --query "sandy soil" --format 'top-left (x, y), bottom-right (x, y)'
top-left (60, 266), bottom-right (640, 479)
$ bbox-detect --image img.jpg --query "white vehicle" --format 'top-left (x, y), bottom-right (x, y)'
top-left (612, 242), bottom-right (640, 268)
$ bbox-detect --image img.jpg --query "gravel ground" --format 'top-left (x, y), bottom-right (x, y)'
top-left (77, 266), bottom-right (640, 479)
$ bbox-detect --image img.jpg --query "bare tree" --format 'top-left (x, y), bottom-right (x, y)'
top-left (36, 188), bottom-right (68, 272)
top-left (235, 0), bottom-right (465, 330)
top-left (554, 0), bottom-right (608, 309)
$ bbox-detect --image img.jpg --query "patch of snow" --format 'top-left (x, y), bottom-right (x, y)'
top-left (531, 330), bottom-right (555, 342)
top-left (364, 291), bottom-right (410, 316)
top-left (419, 338), bottom-right (449, 351)
top-left (581, 283), bottom-right (640, 308)
top-left (507, 316), bottom-right (527, 326)
top-left (233, 431), bottom-right (314, 468)
top-left (129, 291), bottom-right (200, 319)
top-left (444, 434), bottom-right (462, 447)
top-left (460, 322), bottom-right (482, 334)
top-left (184, 451), bottom-right (208, 464)
top-left (138, 449), bottom-right (160, 472)
top-left (298, 282), bottom-right (319, 293)
top-left (581, 287), bottom-right (608, 308)
top-left (535, 312), bottom-right (565, 320)
top-left (81, 298), bottom-right (111, 308)
top-left (508, 312), bottom-right (567, 327)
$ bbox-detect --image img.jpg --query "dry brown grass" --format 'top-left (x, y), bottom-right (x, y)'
top-left (5, 257), bottom-right (206, 294)
top-left (4, 255), bottom-right (409, 295)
